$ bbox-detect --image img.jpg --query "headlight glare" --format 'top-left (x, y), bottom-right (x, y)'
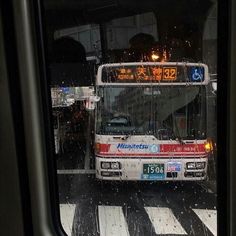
top-left (187, 162), bottom-right (196, 169)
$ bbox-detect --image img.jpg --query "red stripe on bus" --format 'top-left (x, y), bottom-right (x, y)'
top-left (98, 153), bottom-right (206, 156)
top-left (97, 143), bottom-right (206, 153)
top-left (160, 144), bottom-right (205, 152)
top-left (96, 154), bottom-right (208, 159)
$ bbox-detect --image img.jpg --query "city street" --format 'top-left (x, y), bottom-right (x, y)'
top-left (57, 154), bottom-right (217, 236)
top-left (1, 1), bottom-right (223, 236)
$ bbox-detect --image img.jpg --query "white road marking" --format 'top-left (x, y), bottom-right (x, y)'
top-left (98, 205), bottom-right (130, 236)
top-left (145, 207), bottom-right (187, 235)
top-left (58, 203), bottom-right (216, 236)
top-left (193, 209), bottom-right (217, 236)
top-left (60, 204), bottom-right (76, 236)
top-left (57, 169), bottom-right (96, 174)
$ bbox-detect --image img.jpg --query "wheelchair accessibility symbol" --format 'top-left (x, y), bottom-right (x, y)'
top-left (190, 67), bottom-right (204, 81)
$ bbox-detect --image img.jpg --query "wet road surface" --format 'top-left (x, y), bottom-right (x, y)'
top-left (58, 174), bottom-right (217, 236)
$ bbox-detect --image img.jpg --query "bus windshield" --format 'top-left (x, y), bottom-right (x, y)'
top-left (96, 86), bottom-right (206, 140)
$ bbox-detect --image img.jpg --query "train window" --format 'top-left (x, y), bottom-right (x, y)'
top-left (39, 0), bottom-right (222, 235)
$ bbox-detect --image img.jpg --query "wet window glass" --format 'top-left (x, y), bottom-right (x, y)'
top-left (42, 0), bottom-right (217, 235)
top-left (96, 86), bottom-right (206, 139)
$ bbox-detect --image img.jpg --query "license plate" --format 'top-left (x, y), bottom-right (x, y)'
top-left (142, 163), bottom-right (165, 180)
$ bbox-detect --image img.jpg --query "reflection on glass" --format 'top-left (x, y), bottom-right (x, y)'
top-left (96, 86), bottom-right (206, 140)
top-left (42, 0), bottom-right (217, 235)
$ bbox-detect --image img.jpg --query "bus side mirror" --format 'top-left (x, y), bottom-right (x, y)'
top-left (85, 96), bottom-right (100, 111)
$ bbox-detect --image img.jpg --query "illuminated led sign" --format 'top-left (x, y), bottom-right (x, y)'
top-left (163, 67), bottom-right (177, 80)
top-left (102, 65), bottom-right (205, 83)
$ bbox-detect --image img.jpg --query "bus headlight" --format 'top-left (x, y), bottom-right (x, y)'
top-left (101, 162), bottom-right (110, 169)
top-left (186, 162), bottom-right (206, 170)
top-left (186, 162), bottom-right (196, 169)
top-left (111, 162), bottom-right (120, 169)
top-left (196, 162), bottom-right (206, 169)
top-left (101, 162), bottom-right (121, 169)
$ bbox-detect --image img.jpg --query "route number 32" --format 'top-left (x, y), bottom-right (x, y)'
top-left (163, 67), bottom-right (177, 80)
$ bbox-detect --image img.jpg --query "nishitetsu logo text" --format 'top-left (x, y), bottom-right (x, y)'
top-left (117, 143), bottom-right (149, 149)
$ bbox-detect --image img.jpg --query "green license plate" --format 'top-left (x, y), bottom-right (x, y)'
top-left (142, 163), bottom-right (165, 180)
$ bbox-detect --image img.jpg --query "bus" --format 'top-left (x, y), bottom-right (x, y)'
top-left (94, 62), bottom-right (213, 181)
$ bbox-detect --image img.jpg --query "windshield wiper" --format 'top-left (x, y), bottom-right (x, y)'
top-left (112, 134), bottom-right (131, 140)
top-left (121, 134), bottom-right (131, 140)
top-left (176, 136), bottom-right (185, 145)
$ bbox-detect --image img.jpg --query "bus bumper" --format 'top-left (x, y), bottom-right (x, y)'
top-left (95, 156), bottom-right (208, 181)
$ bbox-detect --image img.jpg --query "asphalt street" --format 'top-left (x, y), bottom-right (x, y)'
top-left (57, 173), bottom-right (217, 236)
top-left (56, 145), bottom-right (217, 236)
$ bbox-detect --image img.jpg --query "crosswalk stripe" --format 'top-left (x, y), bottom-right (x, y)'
top-left (193, 209), bottom-right (217, 236)
top-left (59, 204), bottom-right (217, 236)
top-left (145, 207), bottom-right (187, 235)
top-left (98, 205), bottom-right (130, 236)
top-left (60, 204), bottom-right (76, 236)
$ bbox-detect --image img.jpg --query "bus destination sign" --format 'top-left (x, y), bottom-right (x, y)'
top-left (101, 65), bottom-right (205, 83)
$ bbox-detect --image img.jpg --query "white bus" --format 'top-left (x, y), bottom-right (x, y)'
top-left (94, 62), bottom-right (213, 181)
